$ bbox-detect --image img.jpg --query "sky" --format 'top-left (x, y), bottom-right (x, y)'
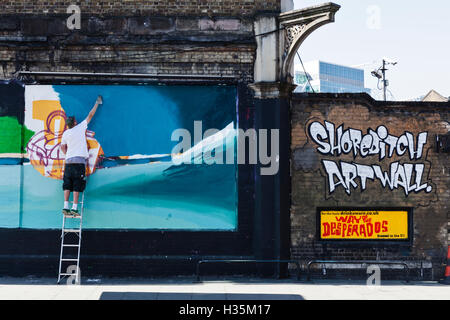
top-left (292, 0), bottom-right (450, 100)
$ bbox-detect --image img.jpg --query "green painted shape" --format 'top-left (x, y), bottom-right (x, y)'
top-left (0, 117), bottom-right (35, 154)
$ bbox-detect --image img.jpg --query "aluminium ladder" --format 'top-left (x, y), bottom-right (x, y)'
top-left (57, 191), bottom-right (85, 284)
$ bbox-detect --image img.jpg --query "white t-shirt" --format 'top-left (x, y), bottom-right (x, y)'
top-left (60, 119), bottom-right (89, 160)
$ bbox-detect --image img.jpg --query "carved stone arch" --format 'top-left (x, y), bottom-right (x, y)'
top-left (279, 3), bottom-right (341, 83)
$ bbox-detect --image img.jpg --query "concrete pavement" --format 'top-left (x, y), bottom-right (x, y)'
top-left (0, 276), bottom-right (449, 300)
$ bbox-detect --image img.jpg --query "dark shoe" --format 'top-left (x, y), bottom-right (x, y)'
top-left (62, 208), bottom-right (72, 216)
top-left (70, 209), bottom-right (80, 217)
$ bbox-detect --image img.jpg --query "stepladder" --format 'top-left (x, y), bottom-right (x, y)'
top-left (57, 191), bottom-right (85, 285)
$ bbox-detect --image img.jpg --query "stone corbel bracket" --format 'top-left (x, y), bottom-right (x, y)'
top-left (279, 2), bottom-right (340, 82)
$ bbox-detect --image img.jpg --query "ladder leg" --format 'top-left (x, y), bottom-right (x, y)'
top-left (57, 215), bottom-right (66, 284)
top-left (76, 191), bottom-right (84, 285)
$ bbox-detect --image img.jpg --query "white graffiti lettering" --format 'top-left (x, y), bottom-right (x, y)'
top-left (308, 121), bottom-right (432, 196)
top-left (322, 160), bottom-right (432, 196)
top-left (308, 121), bottom-right (427, 161)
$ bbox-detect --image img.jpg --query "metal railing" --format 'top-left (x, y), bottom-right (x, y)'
top-left (306, 259), bottom-right (410, 282)
top-left (196, 259), bottom-right (301, 282)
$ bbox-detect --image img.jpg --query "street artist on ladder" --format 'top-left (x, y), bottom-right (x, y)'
top-left (60, 95), bottom-right (102, 217)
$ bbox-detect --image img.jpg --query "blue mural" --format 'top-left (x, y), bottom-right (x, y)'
top-left (0, 83), bottom-right (238, 230)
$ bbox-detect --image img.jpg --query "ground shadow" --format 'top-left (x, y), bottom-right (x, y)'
top-left (99, 292), bottom-right (304, 300)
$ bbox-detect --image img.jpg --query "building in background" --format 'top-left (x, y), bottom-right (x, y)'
top-left (294, 60), bottom-right (370, 94)
top-left (421, 89), bottom-right (449, 102)
top-left (409, 89), bottom-right (449, 102)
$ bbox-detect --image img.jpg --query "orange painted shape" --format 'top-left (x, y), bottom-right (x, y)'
top-left (32, 100), bottom-right (66, 146)
top-left (32, 100), bottom-right (63, 120)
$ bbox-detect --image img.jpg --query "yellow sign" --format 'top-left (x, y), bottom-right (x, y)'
top-left (319, 210), bottom-right (409, 240)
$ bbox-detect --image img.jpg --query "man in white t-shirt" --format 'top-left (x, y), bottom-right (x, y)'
top-left (60, 95), bottom-right (102, 216)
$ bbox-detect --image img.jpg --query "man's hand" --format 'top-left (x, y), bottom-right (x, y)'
top-left (86, 95), bottom-right (103, 124)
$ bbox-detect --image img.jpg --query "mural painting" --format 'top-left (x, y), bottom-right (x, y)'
top-left (0, 82), bottom-right (238, 230)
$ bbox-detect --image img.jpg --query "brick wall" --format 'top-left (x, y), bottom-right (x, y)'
top-left (0, 0), bottom-right (280, 16)
top-left (290, 93), bottom-right (450, 280)
top-left (0, 0), bottom-right (274, 81)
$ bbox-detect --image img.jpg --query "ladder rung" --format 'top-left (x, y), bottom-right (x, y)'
top-left (61, 258), bottom-right (79, 261)
top-left (64, 229), bottom-right (81, 233)
top-left (59, 273), bottom-right (79, 276)
top-left (64, 215), bottom-right (82, 219)
top-left (63, 244), bottom-right (79, 247)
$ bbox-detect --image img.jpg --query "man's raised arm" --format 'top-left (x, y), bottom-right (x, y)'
top-left (85, 95), bottom-right (103, 125)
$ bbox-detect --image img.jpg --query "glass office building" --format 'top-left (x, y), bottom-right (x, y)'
top-left (294, 60), bottom-right (371, 94)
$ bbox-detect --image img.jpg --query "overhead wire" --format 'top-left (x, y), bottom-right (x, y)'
top-left (296, 51), bottom-right (315, 93)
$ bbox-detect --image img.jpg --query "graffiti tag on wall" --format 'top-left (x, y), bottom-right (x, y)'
top-left (308, 121), bottom-right (433, 196)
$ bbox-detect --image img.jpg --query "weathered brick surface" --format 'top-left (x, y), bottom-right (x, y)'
top-left (290, 93), bottom-right (450, 280)
top-left (0, 0), bottom-right (267, 81)
top-left (0, 0), bottom-right (280, 16)
top-left (0, 41), bottom-right (255, 81)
